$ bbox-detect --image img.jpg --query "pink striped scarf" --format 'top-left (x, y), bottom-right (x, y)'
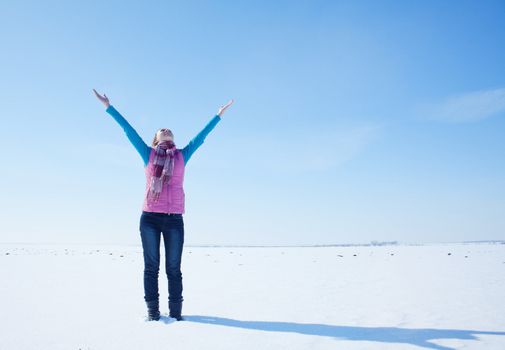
top-left (147, 140), bottom-right (177, 202)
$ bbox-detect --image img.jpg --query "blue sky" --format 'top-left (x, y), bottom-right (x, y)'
top-left (0, 0), bottom-right (504, 245)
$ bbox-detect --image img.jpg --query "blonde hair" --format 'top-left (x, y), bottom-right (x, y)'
top-left (152, 134), bottom-right (159, 147)
top-left (152, 128), bottom-right (173, 147)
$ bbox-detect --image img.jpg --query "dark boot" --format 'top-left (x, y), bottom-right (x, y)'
top-left (146, 299), bottom-right (161, 321)
top-left (169, 301), bottom-right (184, 321)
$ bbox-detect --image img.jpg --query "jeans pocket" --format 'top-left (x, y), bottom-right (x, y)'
top-left (140, 211), bottom-right (162, 229)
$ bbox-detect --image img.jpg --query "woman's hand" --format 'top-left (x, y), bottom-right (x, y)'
top-left (217, 99), bottom-right (234, 117)
top-left (93, 89), bottom-right (110, 108)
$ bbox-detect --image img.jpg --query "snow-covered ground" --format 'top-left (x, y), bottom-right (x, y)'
top-left (1, 242), bottom-right (504, 350)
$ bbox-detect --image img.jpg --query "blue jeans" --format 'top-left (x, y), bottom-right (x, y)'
top-left (139, 211), bottom-right (185, 304)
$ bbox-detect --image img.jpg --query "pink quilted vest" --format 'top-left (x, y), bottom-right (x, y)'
top-left (142, 148), bottom-right (186, 214)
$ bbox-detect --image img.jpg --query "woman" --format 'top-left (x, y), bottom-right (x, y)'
top-left (93, 89), bottom-right (233, 321)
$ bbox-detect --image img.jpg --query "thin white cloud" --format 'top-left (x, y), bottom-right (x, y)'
top-left (419, 88), bottom-right (505, 122)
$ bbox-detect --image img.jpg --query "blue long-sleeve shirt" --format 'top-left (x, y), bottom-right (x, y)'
top-left (105, 105), bottom-right (221, 167)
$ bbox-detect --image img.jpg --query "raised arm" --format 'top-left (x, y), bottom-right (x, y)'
top-left (181, 99), bottom-right (233, 165)
top-left (93, 89), bottom-right (151, 167)
top-left (181, 115), bottom-right (221, 165)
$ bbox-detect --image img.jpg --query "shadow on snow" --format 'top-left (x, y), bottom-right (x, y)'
top-left (183, 315), bottom-right (505, 350)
